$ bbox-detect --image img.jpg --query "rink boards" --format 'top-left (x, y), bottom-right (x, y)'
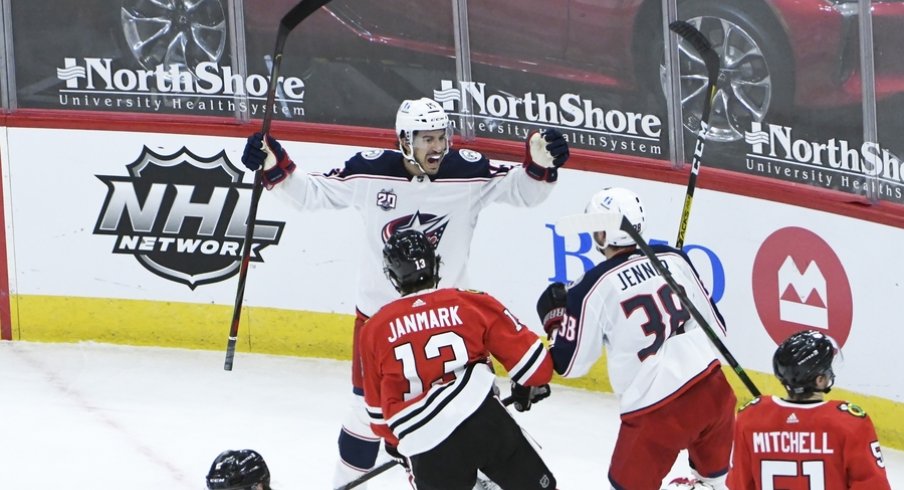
top-left (0, 126), bottom-right (901, 448)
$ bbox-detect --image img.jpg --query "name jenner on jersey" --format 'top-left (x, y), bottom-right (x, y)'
top-left (616, 258), bottom-right (668, 291)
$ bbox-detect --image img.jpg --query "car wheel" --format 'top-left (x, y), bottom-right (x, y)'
top-left (650, 0), bottom-right (794, 142)
top-left (120, 0), bottom-right (228, 74)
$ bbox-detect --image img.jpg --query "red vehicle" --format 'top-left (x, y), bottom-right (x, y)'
top-left (119, 0), bottom-right (904, 142)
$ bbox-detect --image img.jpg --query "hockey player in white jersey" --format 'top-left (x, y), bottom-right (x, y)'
top-left (241, 97), bottom-right (569, 488)
top-left (536, 187), bottom-right (735, 490)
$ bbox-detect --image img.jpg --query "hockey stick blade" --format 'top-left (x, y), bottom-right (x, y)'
top-left (261, 0), bottom-right (332, 135)
top-left (618, 217), bottom-right (762, 397)
top-left (336, 395), bottom-right (517, 490)
top-left (669, 20), bottom-right (719, 84)
top-left (224, 0), bottom-right (331, 371)
top-left (554, 210), bottom-right (622, 236)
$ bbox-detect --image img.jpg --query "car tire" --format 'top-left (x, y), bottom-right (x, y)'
top-left (118, 0), bottom-right (228, 75)
top-left (638, 0), bottom-right (794, 143)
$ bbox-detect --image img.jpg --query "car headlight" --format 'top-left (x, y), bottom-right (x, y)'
top-left (824, 0), bottom-right (860, 17)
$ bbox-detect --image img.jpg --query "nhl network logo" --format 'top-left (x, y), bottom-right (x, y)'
top-left (94, 147), bottom-right (285, 289)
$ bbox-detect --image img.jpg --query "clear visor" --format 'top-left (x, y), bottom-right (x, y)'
top-left (828, 336), bottom-right (843, 380)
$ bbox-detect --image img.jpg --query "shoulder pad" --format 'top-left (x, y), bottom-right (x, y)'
top-left (458, 148), bottom-right (484, 163)
top-left (343, 150), bottom-right (407, 178)
top-left (359, 149), bottom-right (386, 160)
top-left (434, 149), bottom-right (491, 179)
top-left (738, 396), bottom-right (763, 412)
top-left (836, 402), bottom-right (868, 418)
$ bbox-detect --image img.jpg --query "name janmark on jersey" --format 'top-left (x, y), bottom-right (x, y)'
top-left (387, 306), bottom-right (463, 343)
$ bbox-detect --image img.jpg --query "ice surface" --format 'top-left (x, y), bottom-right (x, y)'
top-left (1, 341), bottom-right (901, 489)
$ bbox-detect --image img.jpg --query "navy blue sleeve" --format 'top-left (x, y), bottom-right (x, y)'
top-left (548, 260), bottom-right (620, 375)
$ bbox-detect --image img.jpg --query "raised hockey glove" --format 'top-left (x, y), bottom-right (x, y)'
top-left (384, 441), bottom-right (409, 471)
top-left (536, 282), bottom-right (567, 337)
top-left (523, 128), bottom-right (569, 182)
top-left (241, 132), bottom-right (296, 190)
top-left (510, 382), bottom-right (551, 412)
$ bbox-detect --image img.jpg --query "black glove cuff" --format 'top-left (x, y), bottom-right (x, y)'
top-left (523, 161), bottom-right (558, 182)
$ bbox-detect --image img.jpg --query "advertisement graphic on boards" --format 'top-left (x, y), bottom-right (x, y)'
top-left (433, 79), bottom-right (664, 158)
top-left (94, 146), bottom-right (285, 289)
top-left (751, 227), bottom-right (853, 348)
top-left (744, 122), bottom-right (904, 201)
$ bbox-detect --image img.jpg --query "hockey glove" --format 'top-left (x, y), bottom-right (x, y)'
top-left (536, 282), bottom-right (567, 337)
top-left (384, 441), bottom-right (409, 471)
top-left (241, 132), bottom-right (296, 190)
top-left (510, 382), bottom-right (551, 412)
top-left (523, 128), bottom-right (569, 182)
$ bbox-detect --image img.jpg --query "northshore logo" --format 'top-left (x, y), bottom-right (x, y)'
top-left (56, 58), bottom-right (306, 117)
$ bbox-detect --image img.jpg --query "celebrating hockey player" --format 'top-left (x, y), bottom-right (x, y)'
top-left (727, 330), bottom-right (891, 489)
top-left (240, 97), bottom-right (569, 488)
top-left (206, 449), bottom-right (272, 490)
top-left (358, 229), bottom-right (556, 490)
top-left (536, 187), bottom-right (735, 490)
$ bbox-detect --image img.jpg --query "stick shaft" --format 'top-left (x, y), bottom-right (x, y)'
top-left (225, 0), bottom-right (331, 371)
top-left (670, 20), bottom-right (720, 249)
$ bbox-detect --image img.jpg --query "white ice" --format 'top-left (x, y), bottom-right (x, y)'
top-left (2, 341), bottom-right (902, 489)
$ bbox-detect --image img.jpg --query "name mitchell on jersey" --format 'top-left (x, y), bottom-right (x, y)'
top-left (751, 431), bottom-right (834, 454)
top-left (386, 305), bottom-right (464, 342)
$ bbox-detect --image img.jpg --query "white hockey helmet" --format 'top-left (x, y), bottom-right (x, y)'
top-left (585, 187), bottom-right (645, 247)
top-left (395, 97), bottom-right (452, 163)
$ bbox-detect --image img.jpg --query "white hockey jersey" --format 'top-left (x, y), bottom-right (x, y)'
top-left (274, 148), bottom-right (554, 316)
top-left (549, 244), bottom-right (727, 415)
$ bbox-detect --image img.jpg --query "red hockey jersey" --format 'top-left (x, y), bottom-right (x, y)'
top-left (360, 287), bottom-right (552, 456)
top-left (727, 396), bottom-right (890, 490)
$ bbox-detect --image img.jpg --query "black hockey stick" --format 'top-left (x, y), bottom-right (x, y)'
top-left (224, 0), bottom-right (331, 371)
top-left (669, 20), bottom-right (721, 249)
top-left (618, 216), bottom-right (761, 397)
top-left (336, 395), bottom-right (517, 490)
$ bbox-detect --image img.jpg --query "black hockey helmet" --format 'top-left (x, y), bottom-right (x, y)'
top-left (773, 330), bottom-right (838, 397)
top-left (206, 449), bottom-right (270, 490)
top-left (383, 229), bottom-right (440, 295)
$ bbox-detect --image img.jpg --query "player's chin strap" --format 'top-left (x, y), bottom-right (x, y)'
top-left (404, 155), bottom-right (429, 176)
top-left (400, 132), bottom-right (450, 177)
